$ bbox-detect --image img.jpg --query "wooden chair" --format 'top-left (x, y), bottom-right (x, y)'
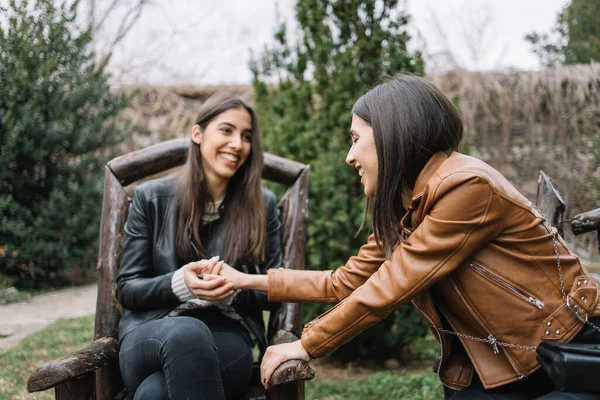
top-left (27, 138), bottom-right (315, 400)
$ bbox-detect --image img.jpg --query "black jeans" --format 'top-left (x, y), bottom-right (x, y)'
top-left (119, 309), bottom-right (253, 400)
top-left (453, 317), bottom-right (600, 399)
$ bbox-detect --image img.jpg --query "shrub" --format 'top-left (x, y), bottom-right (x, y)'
top-left (0, 0), bottom-right (128, 289)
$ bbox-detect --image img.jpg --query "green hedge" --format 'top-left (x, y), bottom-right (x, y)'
top-left (0, 0), bottom-right (128, 289)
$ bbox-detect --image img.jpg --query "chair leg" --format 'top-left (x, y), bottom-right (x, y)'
top-left (55, 373), bottom-right (95, 400)
top-left (96, 365), bottom-right (125, 400)
top-left (266, 381), bottom-right (304, 400)
top-left (444, 386), bottom-right (456, 399)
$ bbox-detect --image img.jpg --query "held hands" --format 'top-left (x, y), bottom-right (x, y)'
top-left (217, 262), bottom-right (248, 289)
top-left (183, 256), bottom-right (235, 301)
top-left (260, 340), bottom-right (311, 389)
top-left (191, 258), bottom-right (250, 290)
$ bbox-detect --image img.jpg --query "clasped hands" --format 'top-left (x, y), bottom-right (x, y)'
top-left (182, 256), bottom-right (237, 301)
top-left (183, 257), bottom-right (311, 389)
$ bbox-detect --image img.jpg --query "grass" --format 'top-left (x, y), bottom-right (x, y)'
top-left (0, 314), bottom-right (444, 400)
top-left (306, 372), bottom-right (443, 400)
top-left (0, 315), bottom-right (95, 400)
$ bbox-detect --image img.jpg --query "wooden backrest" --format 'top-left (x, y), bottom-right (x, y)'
top-left (535, 170), bottom-right (566, 234)
top-left (93, 138), bottom-right (309, 340)
top-left (536, 170), bottom-right (600, 257)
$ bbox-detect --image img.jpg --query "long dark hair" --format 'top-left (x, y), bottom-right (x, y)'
top-left (352, 74), bottom-right (463, 257)
top-left (175, 93), bottom-right (266, 266)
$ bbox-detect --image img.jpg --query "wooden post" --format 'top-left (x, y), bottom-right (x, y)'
top-left (55, 373), bottom-right (96, 400)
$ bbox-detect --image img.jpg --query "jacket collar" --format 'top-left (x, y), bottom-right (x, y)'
top-left (410, 151), bottom-right (451, 204)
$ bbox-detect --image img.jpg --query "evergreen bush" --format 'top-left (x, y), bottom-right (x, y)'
top-left (0, 0), bottom-right (128, 289)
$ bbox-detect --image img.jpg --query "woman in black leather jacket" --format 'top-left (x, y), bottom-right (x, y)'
top-left (116, 94), bottom-right (282, 400)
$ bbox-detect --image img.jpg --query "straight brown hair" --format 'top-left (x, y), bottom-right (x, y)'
top-left (175, 93), bottom-right (266, 267)
top-left (352, 74), bottom-right (463, 257)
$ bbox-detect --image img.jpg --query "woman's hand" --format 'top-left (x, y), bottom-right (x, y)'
top-left (183, 256), bottom-right (235, 301)
top-left (260, 340), bottom-right (311, 389)
top-left (218, 263), bottom-right (249, 289)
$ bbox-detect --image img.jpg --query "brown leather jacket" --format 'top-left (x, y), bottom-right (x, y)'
top-left (267, 152), bottom-right (600, 390)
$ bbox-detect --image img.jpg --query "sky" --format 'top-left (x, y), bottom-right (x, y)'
top-left (93, 0), bottom-right (569, 86)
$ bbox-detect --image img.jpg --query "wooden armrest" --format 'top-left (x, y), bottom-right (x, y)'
top-left (269, 359), bottom-right (315, 386)
top-left (270, 329), bottom-right (300, 346)
top-left (572, 208), bottom-right (600, 235)
top-left (27, 337), bottom-right (118, 392)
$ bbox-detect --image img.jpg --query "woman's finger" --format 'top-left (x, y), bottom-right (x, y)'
top-left (197, 289), bottom-right (235, 302)
top-left (261, 350), bottom-right (277, 388)
top-left (260, 341), bottom-right (310, 389)
top-left (195, 274), bottom-right (227, 289)
top-left (192, 282), bottom-right (235, 299)
top-left (205, 256), bottom-right (219, 272)
top-left (213, 260), bottom-right (224, 276)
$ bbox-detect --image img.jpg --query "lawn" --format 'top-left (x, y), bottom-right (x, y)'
top-left (0, 315), bottom-right (95, 400)
top-left (0, 315), bottom-right (443, 399)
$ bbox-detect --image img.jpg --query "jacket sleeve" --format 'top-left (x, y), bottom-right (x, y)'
top-left (300, 173), bottom-right (506, 358)
top-left (233, 189), bottom-right (282, 311)
top-left (116, 186), bottom-right (180, 311)
top-left (267, 234), bottom-right (386, 304)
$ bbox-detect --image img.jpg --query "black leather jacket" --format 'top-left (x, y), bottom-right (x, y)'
top-left (116, 176), bottom-right (282, 353)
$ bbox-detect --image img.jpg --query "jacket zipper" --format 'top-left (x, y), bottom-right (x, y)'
top-left (303, 300), bottom-right (345, 330)
top-left (469, 262), bottom-right (544, 310)
top-left (412, 300), bottom-right (462, 391)
top-left (450, 277), bottom-right (525, 380)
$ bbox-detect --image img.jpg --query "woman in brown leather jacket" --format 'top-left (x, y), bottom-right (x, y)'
top-left (205, 75), bottom-right (600, 399)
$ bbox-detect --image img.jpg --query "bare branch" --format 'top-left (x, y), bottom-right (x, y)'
top-left (104, 0), bottom-right (150, 61)
top-left (93, 0), bottom-right (120, 32)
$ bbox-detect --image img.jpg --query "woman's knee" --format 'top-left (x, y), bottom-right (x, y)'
top-left (133, 371), bottom-right (168, 400)
top-left (155, 317), bottom-right (221, 365)
top-left (161, 317), bottom-right (214, 349)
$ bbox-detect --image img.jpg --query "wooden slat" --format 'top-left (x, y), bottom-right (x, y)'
top-left (55, 373), bottom-right (96, 400)
top-left (94, 169), bottom-right (128, 340)
top-left (572, 208), bottom-right (600, 236)
top-left (108, 138), bottom-right (307, 187)
top-left (535, 170), bottom-right (566, 235)
top-left (268, 168), bottom-right (310, 338)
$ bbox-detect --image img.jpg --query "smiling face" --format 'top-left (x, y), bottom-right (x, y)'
top-left (191, 107), bottom-right (253, 194)
top-left (346, 114), bottom-right (379, 198)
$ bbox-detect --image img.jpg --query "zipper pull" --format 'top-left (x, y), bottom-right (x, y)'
top-left (304, 319), bottom-right (316, 330)
top-left (488, 335), bottom-right (500, 354)
top-left (528, 297), bottom-right (544, 310)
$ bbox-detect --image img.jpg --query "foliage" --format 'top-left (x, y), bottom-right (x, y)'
top-left (251, 0), bottom-right (428, 360)
top-left (0, 0), bottom-right (129, 289)
top-left (306, 371), bottom-right (443, 400)
top-left (525, 0), bottom-right (600, 66)
top-left (0, 315), bottom-right (95, 400)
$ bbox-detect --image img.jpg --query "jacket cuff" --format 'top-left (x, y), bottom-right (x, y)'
top-left (171, 267), bottom-right (196, 302)
top-left (301, 331), bottom-right (323, 359)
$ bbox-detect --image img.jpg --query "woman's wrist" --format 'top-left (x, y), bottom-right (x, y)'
top-left (241, 274), bottom-right (268, 292)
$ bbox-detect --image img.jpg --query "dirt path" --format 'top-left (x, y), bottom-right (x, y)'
top-left (0, 284), bottom-right (97, 350)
